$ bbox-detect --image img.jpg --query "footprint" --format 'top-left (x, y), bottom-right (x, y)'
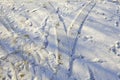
top-left (92, 58), bottom-right (104, 63)
top-left (109, 41), bottom-right (120, 56)
top-left (83, 35), bottom-right (93, 42)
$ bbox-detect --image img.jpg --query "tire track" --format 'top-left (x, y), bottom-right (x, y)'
top-left (67, 0), bottom-right (96, 77)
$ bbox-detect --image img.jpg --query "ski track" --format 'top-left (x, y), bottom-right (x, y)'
top-left (44, 0), bottom-right (97, 78)
top-left (67, 0), bottom-right (96, 77)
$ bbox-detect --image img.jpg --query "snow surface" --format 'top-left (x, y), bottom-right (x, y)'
top-left (0, 0), bottom-right (120, 80)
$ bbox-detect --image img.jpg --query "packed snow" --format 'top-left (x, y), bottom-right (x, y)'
top-left (0, 0), bottom-right (120, 80)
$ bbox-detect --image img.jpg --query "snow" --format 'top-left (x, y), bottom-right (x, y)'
top-left (0, 0), bottom-right (120, 80)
